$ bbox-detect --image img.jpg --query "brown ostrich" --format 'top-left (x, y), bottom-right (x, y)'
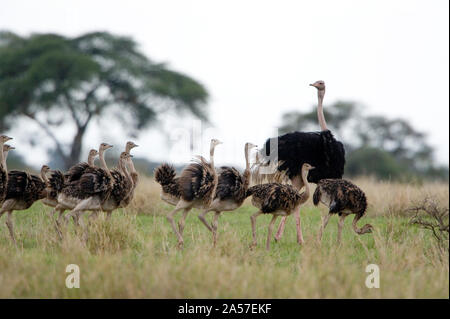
top-left (0, 135), bottom-right (13, 204)
top-left (100, 152), bottom-right (134, 220)
top-left (166, 138), bottom-right (222, 247)
top-left (0, 146), bottom-right (47, 245)
top-left (313, 179), bottom-right (373, 244)
top-left (246, 163), bottom-right (314, 250)
top-left (65, 149), bottom-right (99, 182)
top-left (49, 143), bottom-right (114, 237)
top-left (198, 142), bottom-right (257, 246)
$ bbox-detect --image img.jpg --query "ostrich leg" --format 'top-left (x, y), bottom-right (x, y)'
top-left (211, 212), bottom-right (220, 247)
top-left (337, 214), bottom-right (346, 244)
top-left (250, 211), bottom-right (262, 248)
top-left (178, 208), bottom-right (191, 236)
top-left (317, 213), bottom-right (331, 242)
top-left (266, 215), bottom-right (278, 250)
top-left (198, 208), bottom-right (214, 232)
top-left (0, 200), bottom-right (17, 245)
top-left (274, 175), bottom-right (304, 243)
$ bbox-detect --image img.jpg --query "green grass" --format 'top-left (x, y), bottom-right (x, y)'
top-left (0, 201), bottom-right (448, 298)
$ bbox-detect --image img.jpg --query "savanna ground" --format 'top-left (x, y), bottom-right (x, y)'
top-left (0, 177), bottom-right (448, 298)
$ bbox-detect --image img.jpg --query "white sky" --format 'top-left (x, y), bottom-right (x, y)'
top-left (1, 0), bottom-right (448, 167)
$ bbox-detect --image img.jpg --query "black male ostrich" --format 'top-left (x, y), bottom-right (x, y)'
top-left (253, 81), bottom-right (345, 244)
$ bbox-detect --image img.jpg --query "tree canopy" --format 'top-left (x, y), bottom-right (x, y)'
top-left (0, 31), bottom-right (209, 168)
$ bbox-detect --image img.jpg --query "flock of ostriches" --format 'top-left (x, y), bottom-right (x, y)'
top-left (0, 81), bottom-right (373, 250)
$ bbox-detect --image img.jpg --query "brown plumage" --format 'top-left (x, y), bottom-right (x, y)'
top-left (52, 143), bottom-right (114, 239)
top-left (165, 138), bottom-right (222, 248)
top-left (178, 156), bottom-right (217, 206)
top-left (0, 146), bottom-right (47, 245)
top-left (246, 163), bottom-right (314, 250)
top-left (0, 135), bottom-right (13, 204)
top-left (197, 142), bottom-right (257, 246)
top-left (101, 152), bottom-right (133, 217)
top-left (313, 179), bottom-right (373, 244)
top-left (65, 149), bottom-right (99, 182)
top-left (154, 163), bottom-right (181, 205)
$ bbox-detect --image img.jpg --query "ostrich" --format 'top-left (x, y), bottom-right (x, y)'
top-left (197, 142), bottom-right (257, 246)
top-left (166, 138), bottom-right (222, 247)
top-left (246, 163), bottom-right (315, 250)
top-left (88, 141), bottom-right (138, 220)
top-left (253, 80), bottom-right (345, 244)
top-left (50, 143), bottom-right (114, 234)
top-left (313, 179), bottom-right (373, 244)
top-left (0, 135), bottom-right (13, 204)
top-left (0, 147), bottom-right (47, 245)
top-left (65, 149), bottom-right (99, 182)
top-left (123, 141), bottom-right (139, 204)
top-left (123, 151), bottom-right (139, 206)
top-left (100, 152), bottom-right (134, 219)
top-left (46, 148), bottom-right (99, 221)
top-left (40, 165), bottom-right (58, 208)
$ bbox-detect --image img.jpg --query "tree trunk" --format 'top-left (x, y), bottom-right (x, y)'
top-left (64, 126), bottom-right (87, 169)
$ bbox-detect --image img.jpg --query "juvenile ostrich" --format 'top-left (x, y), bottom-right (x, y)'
top-left (88, 141), bottom-right (138, 220)
top-left (100, 152), bottom-right (134, 219)
top-left (47, 148), bottom-right (100, 222)
top-left (50, 143), bottom-right (114, 234)
top-left (197, 142), bottom-right (257, 246)
top-left (246, 163), bottom-right (315, 250)
top-left (0, 135), bottom-right (13, 204)
top-left (313, 179), bottom-right (373, 244)
top-left (65, 149), bottom-right (99, 182)
top-left (166, 139), bottom-right (222, 247)
top-left (0, 147), bottom-right (47, 245)
top-left (124, 141), bottom-right (139, 204)
top-left (253, 81), bottom-right (345, 244)
top-left (40, 165), bottom-right (58, 208)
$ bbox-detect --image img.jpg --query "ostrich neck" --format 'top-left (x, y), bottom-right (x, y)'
top-left (88, 154), bottom-right (96, 166)
top-left (300, 169), bottom-right (311, 199)
top-left (41, 169), bottom-right (49, 183)
top-left (242, 145), bottom-right (251, 187)
top-left (209, 146), bottom-right (216, 170)
top-left (99, 150), bottom-right (112, 177)
top-left (127, 157), bottom-right (138, 184)
top-left (0, 142), bottom-right (5, 171)
top-left (317, 90), bottom-right (328, 131)
top-left (122, 158), bottom-right (133, 187)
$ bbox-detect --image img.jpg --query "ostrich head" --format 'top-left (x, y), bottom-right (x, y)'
top-left (302, 163), bottom-right (315, 171)
top-left (310, 80), bottom-right (325, 91)
top-left (359, 224), bottom-right (374, 235)
top-left (245, 142), bottom-right (258, 150)
top-left (2, 144), bottom-right (15, 152)
top-left (41, 165), bottom-right (50, 173)
top-left (0, 135), bottom-right (12, 144)
top-left (89, 149), bottom-right (99, 157)
top-left (120, 151), bottom-right (133, 161)
top-left (126, 141), bottom-right (139, 151)
top-left (211, 139), bottom-right (223, 147)
top-left (99, 143), bottom-right (113, 152)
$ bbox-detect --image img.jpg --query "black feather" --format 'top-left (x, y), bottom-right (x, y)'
top-left (260, 130), bottom-right (345, 183)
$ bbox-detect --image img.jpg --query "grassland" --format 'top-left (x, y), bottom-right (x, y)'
top-left (0, 177), bottom-right (448, 298)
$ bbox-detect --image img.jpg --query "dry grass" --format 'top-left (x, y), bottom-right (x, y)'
top-left (0, 176), bottom-right (448, 298)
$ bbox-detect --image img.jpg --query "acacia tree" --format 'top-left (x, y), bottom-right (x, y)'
top-left (0, 31), bottom-right (209, 168)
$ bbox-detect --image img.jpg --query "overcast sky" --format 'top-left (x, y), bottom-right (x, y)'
top-left (1, 0), bottom-right (448, 167)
